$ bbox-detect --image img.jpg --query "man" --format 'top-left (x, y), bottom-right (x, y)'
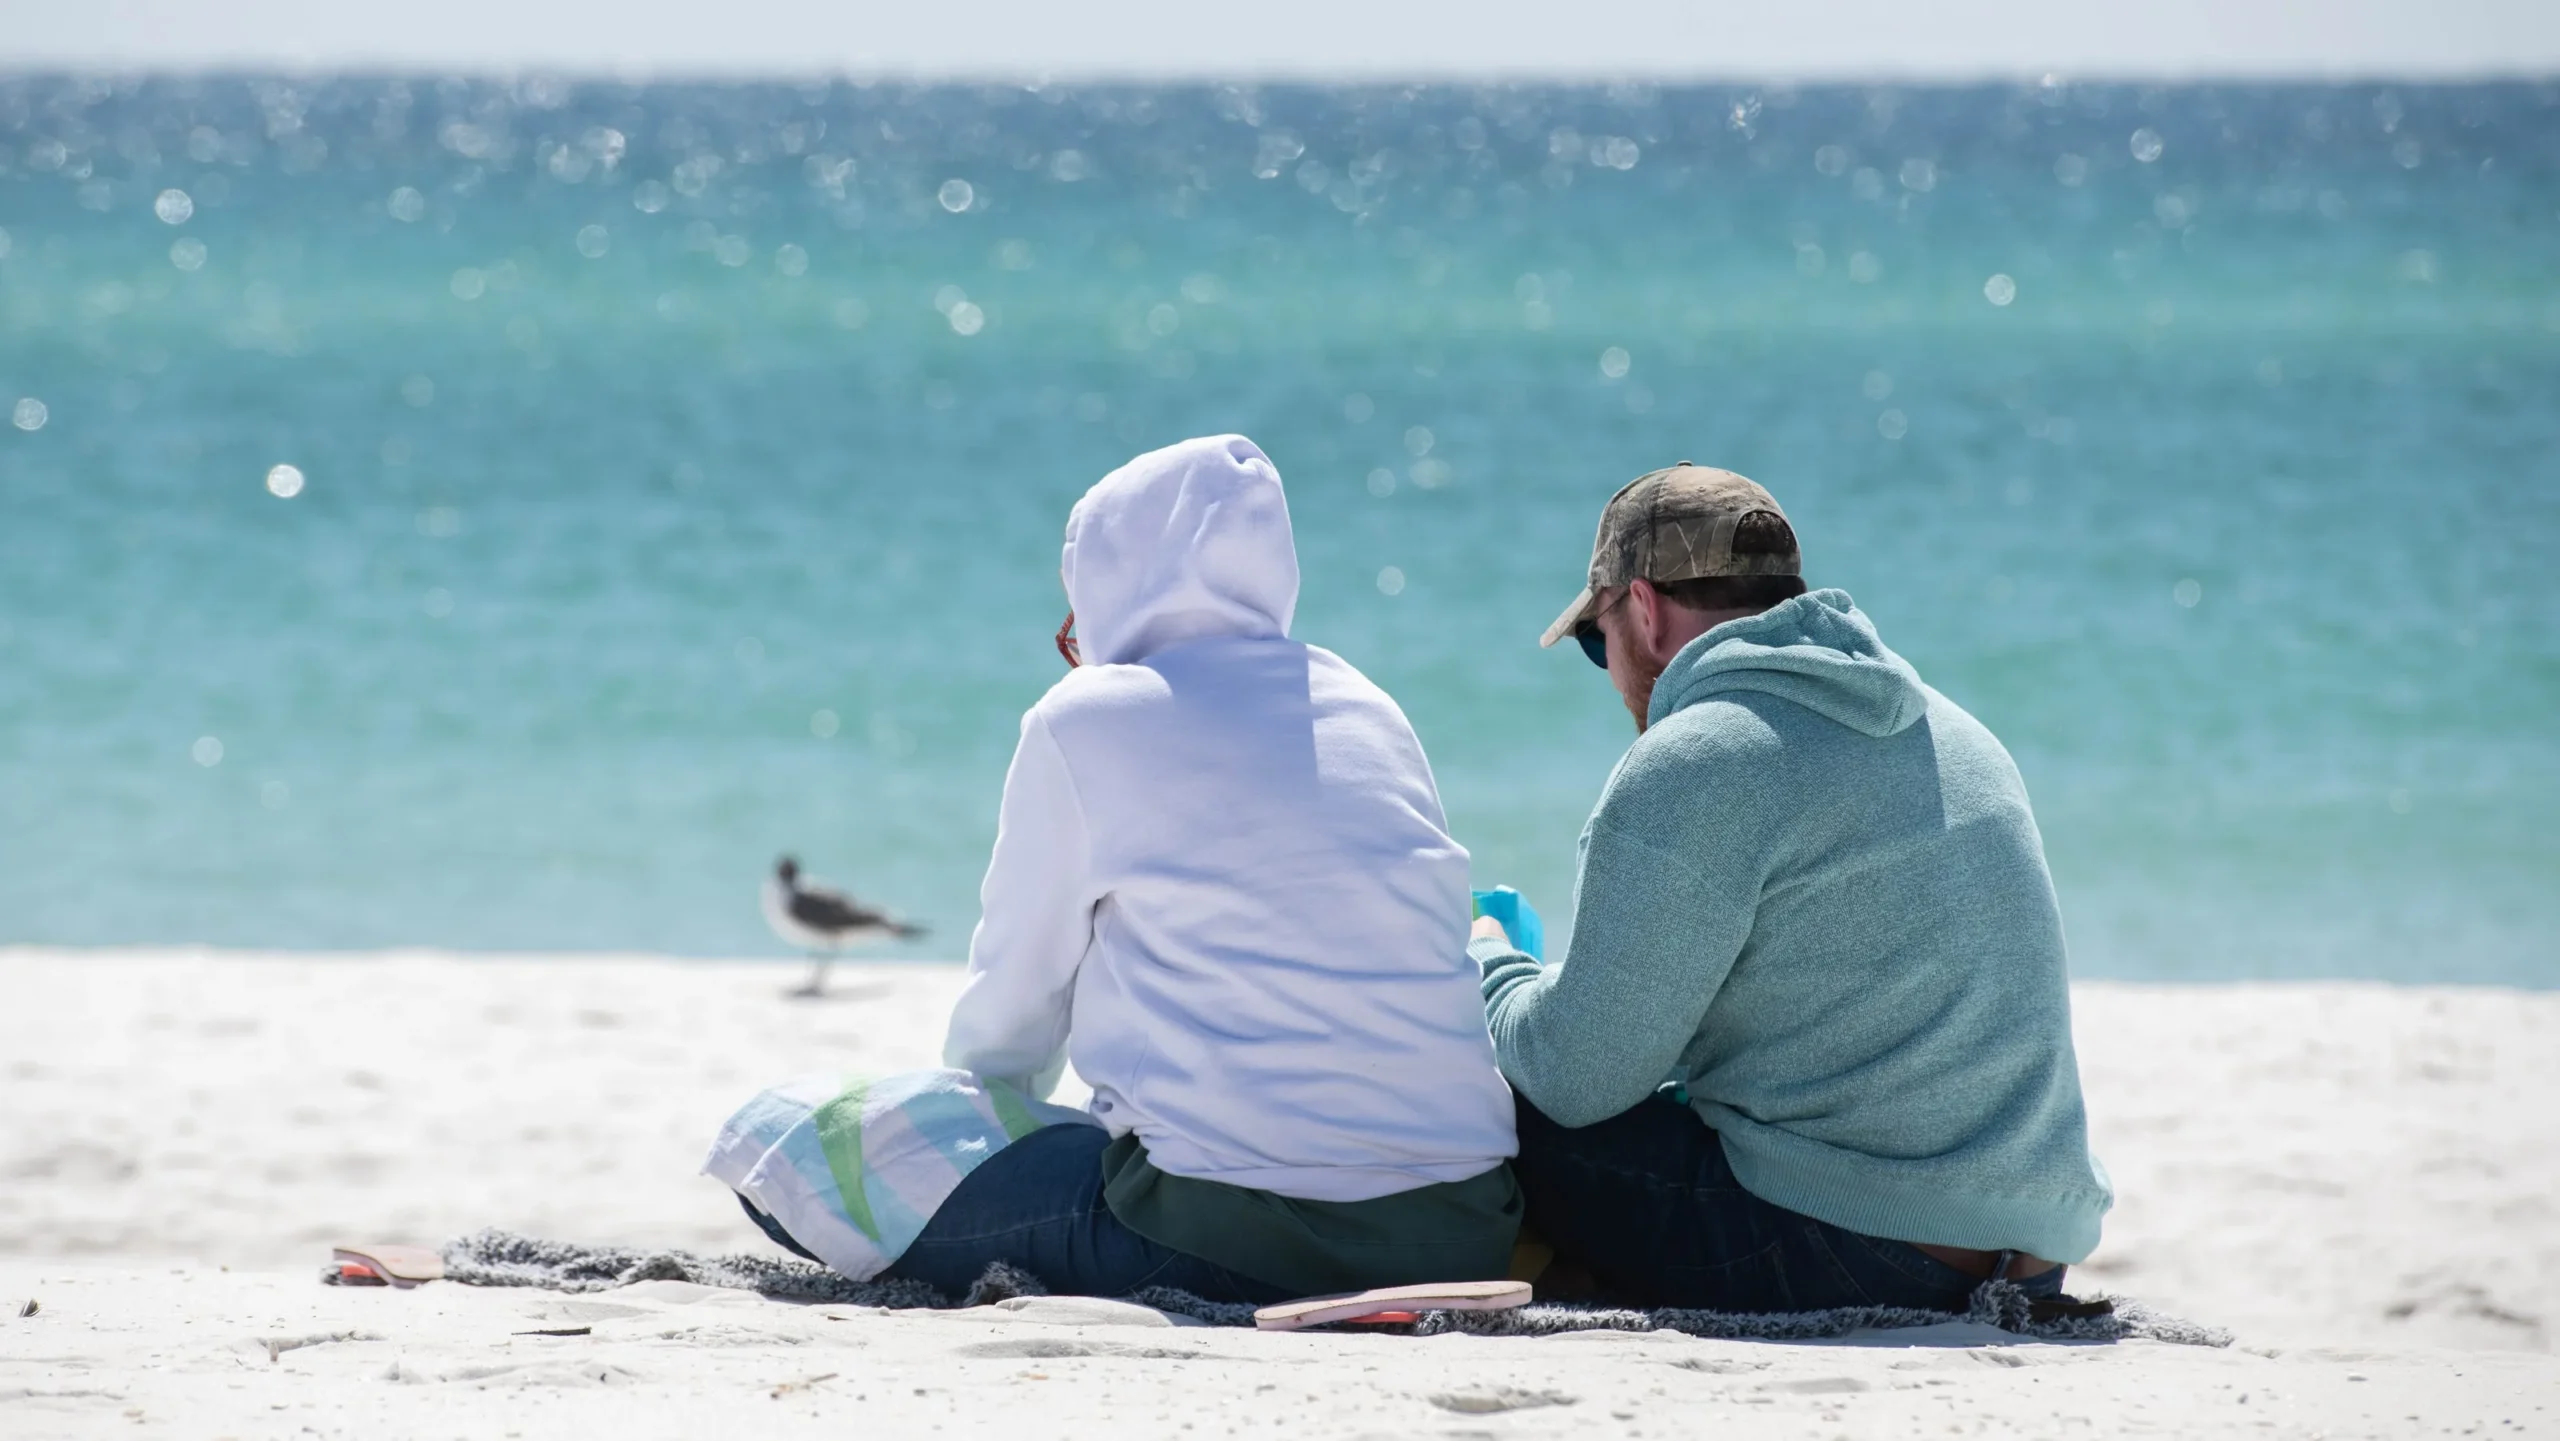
top-left (1471, 462), bottom-right (2111, 1312)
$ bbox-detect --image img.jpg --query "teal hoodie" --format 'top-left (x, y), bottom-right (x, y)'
top-left (1476, 590), bottom-right (2112, 1263)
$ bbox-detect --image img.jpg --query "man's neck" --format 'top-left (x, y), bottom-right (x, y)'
top-left (1627, 604), bottom-right (1766, 733)
top-left (1656, 604), bottom-right (1763, 657)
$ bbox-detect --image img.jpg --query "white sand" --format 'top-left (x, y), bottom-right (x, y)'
top-left (4, 948), bottom-right (2555, 1438)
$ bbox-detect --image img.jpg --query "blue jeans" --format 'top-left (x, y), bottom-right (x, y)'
top-left (1513, 1092), bottom-right (2067, 1313)
top-left (744, 1123), bottom-right (1290, 1305)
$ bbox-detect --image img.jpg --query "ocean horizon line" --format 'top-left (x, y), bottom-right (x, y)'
top-left (6, 65), bottom-right (2559, 86)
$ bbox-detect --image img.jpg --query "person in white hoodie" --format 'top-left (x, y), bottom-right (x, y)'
top-left (879, 434), bottom-right (1520, 1303)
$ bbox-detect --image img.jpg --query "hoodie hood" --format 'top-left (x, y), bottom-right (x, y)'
top-left (1061, 435), bottom-right (1299, 667)
top-left (1648, 589), bottom-right (1929, 737)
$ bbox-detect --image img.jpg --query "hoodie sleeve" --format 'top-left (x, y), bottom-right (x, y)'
top-left (943, 707), bottom-right (1096, 1099)
top-left (1477, 762), bottom-right (1763, 1128)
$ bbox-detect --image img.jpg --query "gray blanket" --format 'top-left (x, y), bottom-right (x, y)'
top-left (434, 1230), bottom-right (2229, 1348)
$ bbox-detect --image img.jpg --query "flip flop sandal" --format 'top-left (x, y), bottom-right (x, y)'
top-left (326, 1244), bottom-right (445, 1288)
top-left (1253, 1279), bottom-right (1531, 1332)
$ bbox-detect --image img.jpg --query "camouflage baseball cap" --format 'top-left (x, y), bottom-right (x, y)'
top-left (1538, 463), bottom-right (1799, 647)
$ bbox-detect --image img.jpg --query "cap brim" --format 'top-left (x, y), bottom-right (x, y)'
top-left (1537, 586), bottom-right (1597, 648)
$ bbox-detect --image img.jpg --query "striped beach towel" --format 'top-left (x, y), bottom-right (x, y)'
top-left (702, 1070), bottom-right (1097, 1281)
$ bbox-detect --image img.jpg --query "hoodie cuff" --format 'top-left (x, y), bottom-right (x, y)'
top-left (1469, 935), bottom-right (1538, 991)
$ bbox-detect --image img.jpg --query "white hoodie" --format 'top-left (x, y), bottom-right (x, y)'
top-left (943, 435), bottom-right (1516, 1203)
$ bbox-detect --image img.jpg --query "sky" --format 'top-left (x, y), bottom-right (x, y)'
top-left (7, 0), bottom-right (2559, 78)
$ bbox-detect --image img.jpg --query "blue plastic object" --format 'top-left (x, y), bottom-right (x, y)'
top-left (1470, 886), bottom-right (1546, 962)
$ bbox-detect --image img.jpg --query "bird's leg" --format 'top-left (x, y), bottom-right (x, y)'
top-left (793, 952), bottom-right (830, 998)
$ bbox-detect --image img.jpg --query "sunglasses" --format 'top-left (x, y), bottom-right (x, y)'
top-left (1571, 588), bottom-right (1628, 670)
top-left (1573, 624), bottom-right (1607, 669)
top-left (1056, 612), bottom-right (1080, 669)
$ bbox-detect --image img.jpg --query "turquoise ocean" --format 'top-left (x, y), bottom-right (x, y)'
top-left (1, 78), bottom-right (2553, 983)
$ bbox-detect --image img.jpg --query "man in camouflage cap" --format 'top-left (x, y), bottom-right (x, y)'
top-left (1469, 462), bottom-right (2113, 1314)
top-left (1534, 463), bottom-right (1808, 730)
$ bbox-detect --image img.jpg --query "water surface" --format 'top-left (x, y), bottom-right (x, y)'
top-left (2, 78), bottom-right (2553, 982)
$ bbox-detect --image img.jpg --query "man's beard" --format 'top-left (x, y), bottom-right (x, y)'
top-left (1621, 647), bottom-right (1667, 734)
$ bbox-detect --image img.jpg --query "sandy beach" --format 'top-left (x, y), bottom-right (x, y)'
top-left (4, 948), bottom-right (2554, 1438)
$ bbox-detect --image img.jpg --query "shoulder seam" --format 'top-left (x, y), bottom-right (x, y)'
top-left (1019, 707), bottom-right (1097, 854)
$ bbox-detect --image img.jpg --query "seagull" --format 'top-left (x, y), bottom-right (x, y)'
top-left (762, 856), bottom-right (926, 997)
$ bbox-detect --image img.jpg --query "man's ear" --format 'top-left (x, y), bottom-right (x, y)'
top-left (1626, 578), bottom-right (1667, 662)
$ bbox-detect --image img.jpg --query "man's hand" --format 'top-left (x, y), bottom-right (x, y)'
top-left (1470, 914), bottom-right (1513, 946)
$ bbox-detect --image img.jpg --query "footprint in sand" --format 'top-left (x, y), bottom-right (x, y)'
top-left (952, 1337), bottom-right (1227, 1361)
top-left (1426, 1385), bottom-right (1578, 1413)
top-left (1757, 1375), bottom-right (1871, 1394)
